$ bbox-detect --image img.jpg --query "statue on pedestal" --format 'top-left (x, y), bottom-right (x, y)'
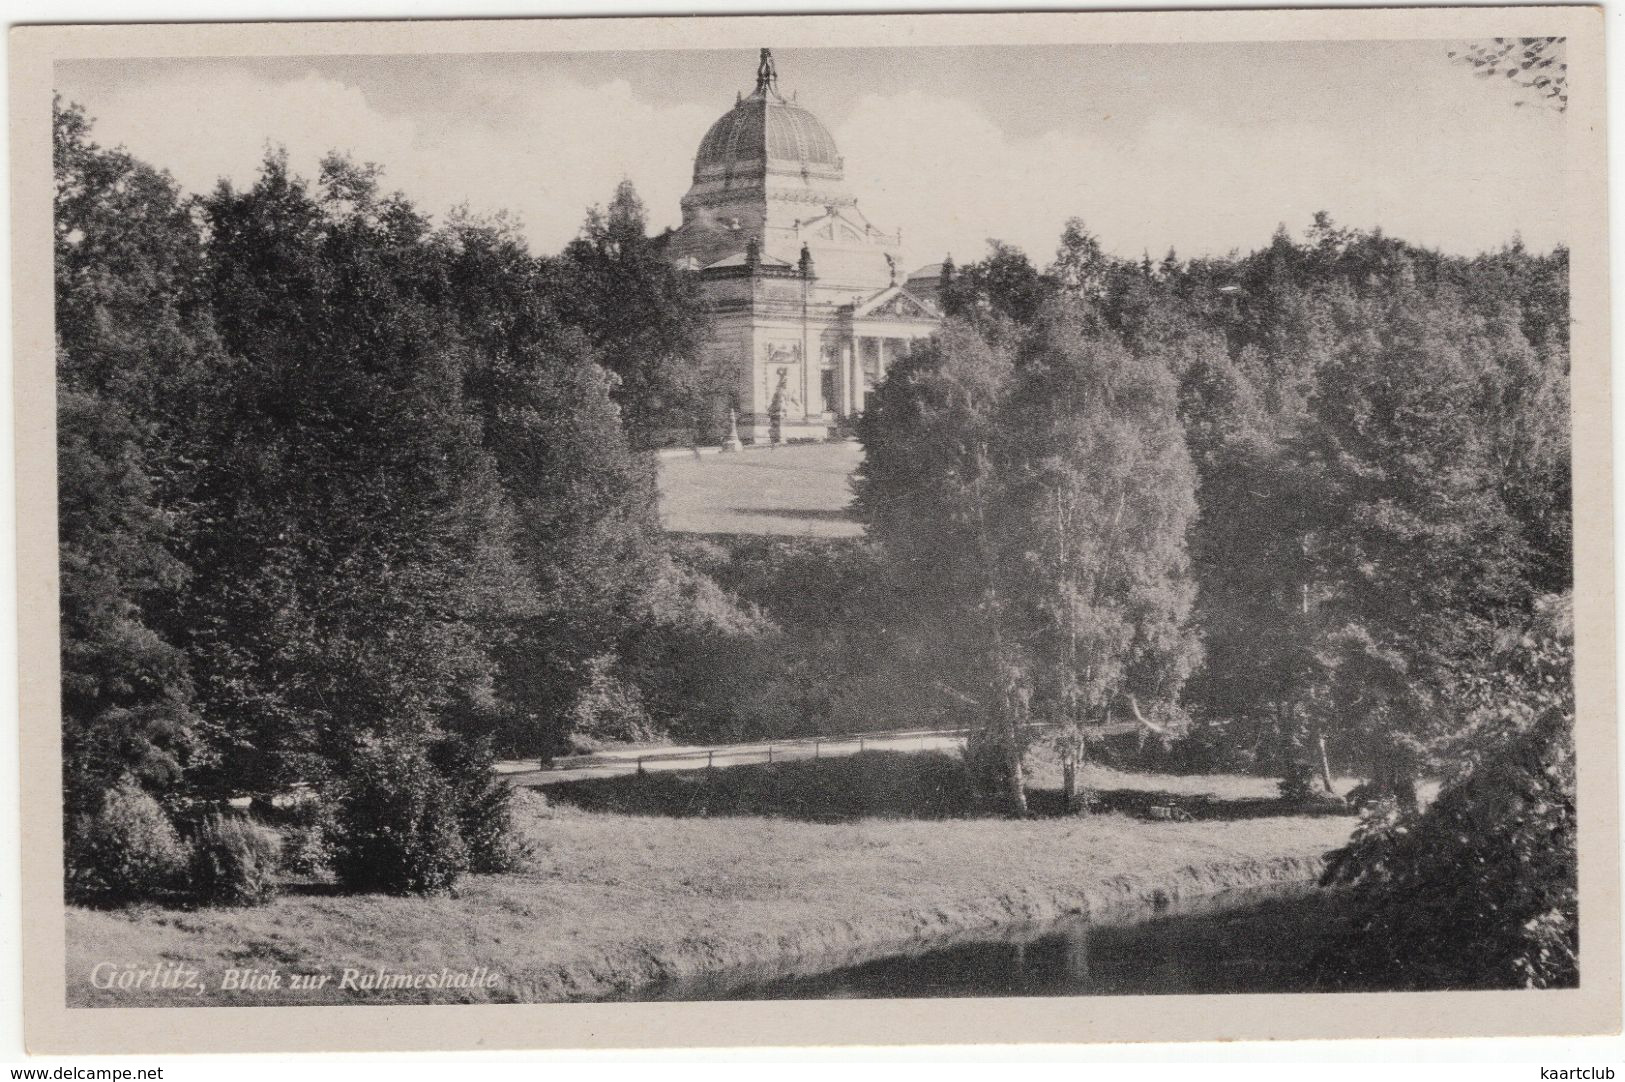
top-left (721, 407), bottom-right (743, 453)
top-left (768, 377), bottom-right (787, 446)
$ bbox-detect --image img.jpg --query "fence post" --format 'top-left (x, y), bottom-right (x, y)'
top-left (815, 739), bottom-right (820, 760)
top-left (859, 737), bottom-right (865, 753)
top-left (767, 746), bottom-right (774, 764)
top-left (636, 756), bottom-right (644, 776)
top-left (707, 750), bottom-right (714, 770)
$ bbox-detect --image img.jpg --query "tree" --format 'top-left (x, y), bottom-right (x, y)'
top-left (1296, 283), bottom-right (1536, 805)
top-left (939, 240), bottom-right (1053, 332)
top-left (187, 153), bottom-right (522, 798)
top-left (996, 301), bottom-right (1202, 807)
top-left (1049, 218), bottom-right (1109, 301)
top-left (53, 99), bottom-right (222, 820)
top-left (1182, 429), bottom-right (1329, 777)
top-left (855, 320), bottom-right (1027, 810)
top-left (1045, 209), bottom-right (1570, 798)
top-left (858, 300), bottom-right (1201, 813)
top-left (480, 345), bottom-right (668, 757)
top-left (434, 210), bottom-right (672, 759)
top-left (553, 179), bottom-right (714, 447)
top-left (1449, 38), bottom-right (1567, 111)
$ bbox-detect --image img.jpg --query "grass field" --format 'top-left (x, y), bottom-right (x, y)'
top-left (658, 441), bottom-right (864, 537)
top-left (66, 757), bottom-right (1354, 1006)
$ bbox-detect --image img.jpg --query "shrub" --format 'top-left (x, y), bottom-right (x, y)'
top-left (1141, 714), bottom-right (1260, 775)
top-left (188, 813), bottom-right (283, 906)
top-left (1314, 598), bottom-right (1578, 990)
top-left (275, 794), bottom-right (337, 877)
top-left (548, 750), bottom-right (976, 820)
top-left (67, 782), bottom-right (187, 905)
top-left (565, 654), bottom-right (662, 754)
top-left (1315, 706), bottom-right (1577, 990)
top-left (1277, 761), bottom-right (1318, 804)
top-left (960, 726), bottom-right (1023, 812)
top-left (429, 737), bottom-right (531, 874)
top-left (331, 737), bottom-right (467, 895)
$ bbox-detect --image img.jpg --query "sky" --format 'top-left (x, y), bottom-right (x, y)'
top-left (55, 41), bottom-right (1568, 270)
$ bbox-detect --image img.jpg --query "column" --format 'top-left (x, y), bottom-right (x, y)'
top-left (851, 337), bottom-right (866, 415)
top-left (876, 337), bottom-right (888, 383)
top-left (841, 338), bottom-right (856, 417)
top-left (800, 338), bottom-right (813, 424)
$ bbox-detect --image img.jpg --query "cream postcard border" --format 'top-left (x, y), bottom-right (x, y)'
top-left (10, 6), bottom-right (1619, 1054)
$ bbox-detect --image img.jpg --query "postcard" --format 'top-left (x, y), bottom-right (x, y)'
top-left (11, 6), bottom-right (1618, 1053)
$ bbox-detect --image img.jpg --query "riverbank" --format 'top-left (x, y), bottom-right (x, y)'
top-left (65, 763), bottom-right (1355, 1006)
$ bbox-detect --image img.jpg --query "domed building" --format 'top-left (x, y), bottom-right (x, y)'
top-left (669, 49), bottom-right (941, 442)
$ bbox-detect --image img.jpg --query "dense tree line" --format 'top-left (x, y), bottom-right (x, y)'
top-left (918, 214), bottom-right (1569, 792)
top-left (54, 100), bottom-right (731, 898)
top-left (864, 213), bottom-right (1572, 985)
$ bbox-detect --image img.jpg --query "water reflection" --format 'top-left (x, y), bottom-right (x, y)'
top-left (619, 883), bottom-right (1335, 1001)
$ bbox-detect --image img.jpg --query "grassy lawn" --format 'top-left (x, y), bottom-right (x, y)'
top-left (658, 441), bottom-right (864, 537)
top-left (66, 757), bottom-right (1354, 1007)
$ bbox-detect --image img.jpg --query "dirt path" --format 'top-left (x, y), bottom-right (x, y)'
top-left (496, 729), bottom-right (973, 786)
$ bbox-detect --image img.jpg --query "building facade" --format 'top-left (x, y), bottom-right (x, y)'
top-left (668, 49), bottom-right (942, 442)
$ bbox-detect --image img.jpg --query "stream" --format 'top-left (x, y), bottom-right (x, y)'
top-left (615, 882), bottom-right (1340, 1000)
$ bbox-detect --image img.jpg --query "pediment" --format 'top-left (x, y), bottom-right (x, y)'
top-left (852, 285), bottom-right (940, 320)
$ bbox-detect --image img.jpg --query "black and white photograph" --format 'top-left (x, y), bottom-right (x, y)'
top-left (9, 6), bottom-right (1619, 1054)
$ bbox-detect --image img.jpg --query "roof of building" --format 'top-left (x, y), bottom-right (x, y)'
top-left (694, 50), bottom-right (841, 171)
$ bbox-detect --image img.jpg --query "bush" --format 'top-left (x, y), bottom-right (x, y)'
top-left (960, 725), bottom-right (1024, 812)
top-left (1144, 714), bottom-right (1260, 775)
top-left (1277, 761), bottom-right (1318, 804)
top-left (1314, 600), bottom-right (1578, 990)
top-left (188, 813), bottom-right (283, 905)
top-left (1314, 706), bottom-right (1577, 990)
top-left (275, 794), bottom-right (336, 877)
top-left (331, 737), bottom-right (467, 895)
top-left (549, 750), bottom-right (976, 820)
top-left (565, 654), bottom-right (662, 754)
top-left (67, 782), bottom-right (187, 905)
top-left (429, 737), bottom-right (531, 874)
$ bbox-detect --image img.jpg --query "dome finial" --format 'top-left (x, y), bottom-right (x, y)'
top-left (755, 48), bottom-right (779, 98)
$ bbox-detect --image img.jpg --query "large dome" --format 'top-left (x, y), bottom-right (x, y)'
top-left (693, 50), bottom-right (841, 172)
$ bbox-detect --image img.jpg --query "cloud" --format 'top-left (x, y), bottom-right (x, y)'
top-left (836, 88), bottom-right (1563, 267)
top-left (77, 69), bottom-right (421, 200)
top-left (69, 67), bottom-right (716, 253)
top-left (65, 62), bottom-right (1563, 267)
top-left (401, 74), bottom-right (715, 248)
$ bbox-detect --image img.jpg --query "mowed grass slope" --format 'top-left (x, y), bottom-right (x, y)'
top-left (658, 441), bottom-right (864, 536)
top-left (66, 759), bottom-right (1353, 1006)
